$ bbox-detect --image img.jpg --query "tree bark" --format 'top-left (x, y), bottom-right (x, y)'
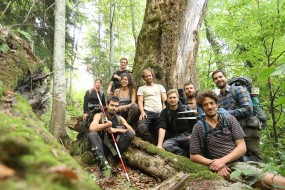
top-left (49, 0), bottom-right (69, 142)
top-left (151, 172), bottom-right (190, 190)
top-left (132, 0), bottom-right (209, 90)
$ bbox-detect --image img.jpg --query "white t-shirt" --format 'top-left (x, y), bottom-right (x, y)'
top-left (137, 84), bottom-right (166, 113)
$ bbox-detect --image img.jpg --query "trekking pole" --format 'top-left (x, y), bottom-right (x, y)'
top-left (95, 89), bottom-right (130, 182)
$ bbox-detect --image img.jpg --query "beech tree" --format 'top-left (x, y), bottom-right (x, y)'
top-left (49, 0), bottom-right (69, 142)
top-left (132, 0), bottom-right (209, 90)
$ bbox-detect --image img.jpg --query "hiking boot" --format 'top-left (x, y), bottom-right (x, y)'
top-left (100, 161), bottom-right (112, 180)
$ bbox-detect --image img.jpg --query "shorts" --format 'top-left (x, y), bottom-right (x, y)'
top-left (228, 161), bottom-right (275, 186)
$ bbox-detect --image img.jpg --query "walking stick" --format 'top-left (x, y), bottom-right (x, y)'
top-left (95, 89), bottom-right (130, 182)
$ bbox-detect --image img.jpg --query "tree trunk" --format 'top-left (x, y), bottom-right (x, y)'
top-left (129, 0), bottom-right (137, 45)
top-left (109, 0), bottom-right (115, 76)
top-left (132, 0), bottom-right (209, 90)
top-left (49, 0), bottom-right (69, 142)
top-left (151, 172), bottom-right (190, 190)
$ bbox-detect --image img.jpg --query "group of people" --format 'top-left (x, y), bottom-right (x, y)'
top-left (81, 57), bottom-right (285, 189)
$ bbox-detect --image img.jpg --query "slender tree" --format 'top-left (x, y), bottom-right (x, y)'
top-left (109, 0), bottom-right (116, 76)
top-left (49, 0), bottom-right (69, 143)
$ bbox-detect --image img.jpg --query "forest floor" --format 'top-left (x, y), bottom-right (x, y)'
top-left (84, 163), bottom-right (159, 190)
top-left (66, 128), bottom-right (160, 190)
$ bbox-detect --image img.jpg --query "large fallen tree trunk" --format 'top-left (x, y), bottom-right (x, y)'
top-left (124, 138), bottom-right (254, 189)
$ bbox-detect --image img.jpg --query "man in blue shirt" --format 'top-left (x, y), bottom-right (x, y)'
top-left (212, 69), bottom-right (261, 162)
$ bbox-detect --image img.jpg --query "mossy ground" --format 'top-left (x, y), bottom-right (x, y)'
top-left (0, 92), bottom-right (101, 190)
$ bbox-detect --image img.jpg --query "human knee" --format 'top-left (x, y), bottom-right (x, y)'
top-left (88, 131), bottom-right (100, 139)
top-left (125, 130), bottom-right (135, 139)
top-left (162, 141), bottom-right (173, 150)
top-left (137, 123), bottom-right (148, 134)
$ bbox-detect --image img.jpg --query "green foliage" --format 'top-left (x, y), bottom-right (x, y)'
top-left (0, 44), bottom-right (10, 53)
top-left (66, 89), bottom-right (84, 117)
top-left (15, 29), bottom-right (32, 42)
top-left (0, 81), bottom-right (6, 96)
top-left (77, 0), bottom-right (146, 79)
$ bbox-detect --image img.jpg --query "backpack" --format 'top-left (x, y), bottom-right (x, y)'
top-left (77, 90), bottom-right (104, 140)
top-left (87, 89), bottom-right (103, 112)
top-left (228, 76), bottom-right (267, 129)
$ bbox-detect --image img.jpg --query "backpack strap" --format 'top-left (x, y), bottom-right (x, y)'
top-left (197, 119), bottom-right (212, 158)
top-left (99, 112), bottom-right (117, 156)
top-left (88, 88), bottom-right (92, 97)
top-left (230, 85), bottom-right (238, 102)
top-left (88, 89), bottom-right (102, 99)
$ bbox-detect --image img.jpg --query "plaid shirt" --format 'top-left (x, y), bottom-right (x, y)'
top-left (218, 85), bottom-right (253, 118)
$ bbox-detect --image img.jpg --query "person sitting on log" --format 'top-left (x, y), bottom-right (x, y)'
top-left (157, 89), bottom-right (196, 157)
top-left (190, 90), bottom-right (285, 189)
top-left (137, 68), bottom-right (167, 145)
top-left (88, 96), bottom-right (135, 179)
top-left (113, 73), bottom-right (139, 126)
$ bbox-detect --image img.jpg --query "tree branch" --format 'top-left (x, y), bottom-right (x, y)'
top-left (45, 2), bottom-right (55, 13)
top-left (0, 0), bottom-right (15, 20)
top-left (23, 0), bottom-right (38, 24)
top-left (270, 49), bottom-right (285, 67)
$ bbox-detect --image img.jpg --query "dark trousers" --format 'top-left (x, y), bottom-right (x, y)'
top-left (88, 130), bottom-right (135, 160)
top-left (163, 131), bottom-right (190, 157)
top-left (137, 110), bottom-right (160, 145)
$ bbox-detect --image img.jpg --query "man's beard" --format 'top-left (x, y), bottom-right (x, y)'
top-left (187, 93), bottom-right (195, 99)
top-left (217, 80), bottom-right (227, 89)
top-left (207, 111), bottom-right (217, 118)
top-left (108, 111), bottom-right (116, 116)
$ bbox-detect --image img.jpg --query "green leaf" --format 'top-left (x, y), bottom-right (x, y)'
top-left (17, 30), bottom-right (32, 41)
top-left (0, 44), bottom-right (10, 53)
top-left (276, 97), bottom-right (285, 105)
top-left (271, 64), bottom-right (285, 76)
top-left (230, 170), bottom-right (243, 180)
top-left (257, 67), bottom-right (275, 82)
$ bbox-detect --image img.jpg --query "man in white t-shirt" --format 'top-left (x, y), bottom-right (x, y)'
top-left (137, 68), bottom-right (167, 144)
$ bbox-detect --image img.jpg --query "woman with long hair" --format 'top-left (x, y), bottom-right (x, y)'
top-left (113, 73), bottom-right (138, 126)
top-left (83, 78), bottom-right (106, 120)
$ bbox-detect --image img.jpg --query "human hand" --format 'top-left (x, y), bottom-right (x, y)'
top-left (139, 112), bottom-right (147, 120)
top-left (107, 91), bottom-right (113, 97)
top-left (107, 127), bottom-right (116, 134)
top-left (105, 120), bottom-right (112, 127)
top-left (187, 135), bottom-right (192, 140)
top-left (157, 145), bottom-right (164, 150)
top-left (210, 159), bottom-right (226, 171)
top-left (217, 166), bottom-right (231, 181)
